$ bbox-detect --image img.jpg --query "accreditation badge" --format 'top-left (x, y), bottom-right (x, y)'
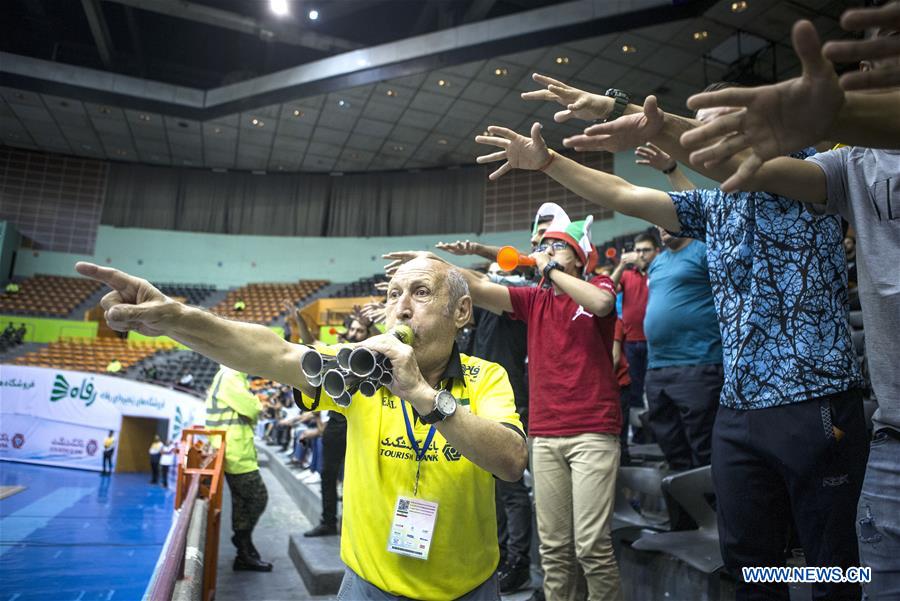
top-left (386, 495), bottom-right (438, 560)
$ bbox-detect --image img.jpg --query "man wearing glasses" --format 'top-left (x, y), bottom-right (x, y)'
top-left (426, 207), bottom-right (623, 600)
top-left (610, 233), bottom-right (659, 430)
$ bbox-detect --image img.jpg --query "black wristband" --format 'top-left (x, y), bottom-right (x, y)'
top-left (662, 163), bottom-right (678, 175)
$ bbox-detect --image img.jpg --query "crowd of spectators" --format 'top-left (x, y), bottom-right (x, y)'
top-left (70, 2), bottom-right (898, 599)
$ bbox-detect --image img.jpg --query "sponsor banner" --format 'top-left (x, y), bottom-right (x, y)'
top-left (0, 364), bottom-right (205, 470)
top-left (0, 414), bottom-right (110, 471)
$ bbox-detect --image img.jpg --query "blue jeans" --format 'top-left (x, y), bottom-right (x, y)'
top-left (337, 568), bottom-right (499, 600)
top-left (857, 430), bottom-right (900, 600)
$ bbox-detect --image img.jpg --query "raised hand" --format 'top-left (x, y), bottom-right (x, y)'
top-left (563, 96), bottom-right (665, 153)
top-left (823, 2), bottom-right (900, 90)
top-left (373, 281), bottom-right (389, 293)
top-left (435, 240), bottom-right (479, 256)
top-left (680, 20), bottom-right (844, 193)
top-left (361, 301), bottom-right (386, 324)
top-left (475, 123), bottom-right (552, 180)
top-left (382, 251), bottom-right (446, 277)
top-left (74, 262), bottom-right (174, 336)
top-left (521, 73), bottom-right (611, 122)
top-left (635, 142), bottom-right (676, 172)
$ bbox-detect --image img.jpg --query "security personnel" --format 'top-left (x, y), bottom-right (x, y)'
top-left (206, 366), bottom-right (272, 572)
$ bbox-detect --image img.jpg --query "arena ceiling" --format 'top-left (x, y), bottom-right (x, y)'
top-left (0, 0), bottom-right (853, 174)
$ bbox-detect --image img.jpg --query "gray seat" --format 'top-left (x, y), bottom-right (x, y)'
top-left (612, 466), bottom-right (670, 543)
top-left (849, 310), bottom-right (864, 330)
top-left (631, 465), bottom-right (724, 575)
top-left (628, 443), bottom-right (666, 463)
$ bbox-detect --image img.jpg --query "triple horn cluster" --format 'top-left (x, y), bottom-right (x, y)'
top-left (299, 325), bottom-right (413, 407)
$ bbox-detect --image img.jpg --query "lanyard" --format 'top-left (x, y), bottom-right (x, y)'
top-left (400, 399), bottom-right (436, 496)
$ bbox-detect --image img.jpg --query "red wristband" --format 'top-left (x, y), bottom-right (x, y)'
top-left (538, 151), bottom-right (556, 172)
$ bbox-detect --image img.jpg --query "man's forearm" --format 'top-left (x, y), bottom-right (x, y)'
top-left (610, 261), bottom-right (628, 287)
top-left (829, 91), bottom-right (900, 149)
top-left (473, 243), bottom-right (503, 262)
top-left (667, 167), bottom-right (697, 192)
top-left (164, 304), bottom-right (310, 392)
top-left (546, 269), bottom-right (614, 316)
top-left (435, 409), bottom-right (527, 481)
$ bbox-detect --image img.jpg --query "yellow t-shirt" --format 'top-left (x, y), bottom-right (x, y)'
top-left (103, 436), bottom-right (114, 450)
top-left (299, 349), bottom-right (523, 600)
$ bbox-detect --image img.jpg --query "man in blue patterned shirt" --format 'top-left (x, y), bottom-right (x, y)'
top-left (476, 81), bottom-right (866, 600)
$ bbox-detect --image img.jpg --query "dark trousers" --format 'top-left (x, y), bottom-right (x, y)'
top-left (225, 470), bottom-right (269, 533)
top-left (149, 457), bottom-right (160, 483)
top-left (320, 417), bottom-right (347, 527)
top-left (645, 363), bottom-right (722, 470)
top-left (619, 385), bottom-right (635, 464)
top-left (496, 477), bottom-right (533, 569)
top-left (712, 389), bottom-right (868, 601)
top-left (102, 449), bottom-right (114, 474)
top-left (161, 465), bottom-right (170, 488)
top-left (623, 341), bottom-right (648, 402)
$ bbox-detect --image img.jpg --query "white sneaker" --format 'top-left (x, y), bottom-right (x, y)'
top-left (302, 472), bottom-right (321, 485)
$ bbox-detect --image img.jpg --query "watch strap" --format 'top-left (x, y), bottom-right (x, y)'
top-left (603, 88), bottom-right (629, 123)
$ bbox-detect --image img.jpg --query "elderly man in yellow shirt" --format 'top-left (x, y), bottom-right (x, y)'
top-left (76, 256), bottom-right (528, 600)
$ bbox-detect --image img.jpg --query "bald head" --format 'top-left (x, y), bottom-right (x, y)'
top-left (391, 257), bottom-right (469, 317)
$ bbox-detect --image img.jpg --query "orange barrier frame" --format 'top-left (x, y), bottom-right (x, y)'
top-left (176, 427), bottom-right (226, 601)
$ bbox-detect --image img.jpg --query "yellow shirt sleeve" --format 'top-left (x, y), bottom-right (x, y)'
top-left (467, 360), bottom-right (524, 437)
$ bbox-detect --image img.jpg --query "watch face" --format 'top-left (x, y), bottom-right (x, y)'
top-left (436, 391), bottom-right (457, 416)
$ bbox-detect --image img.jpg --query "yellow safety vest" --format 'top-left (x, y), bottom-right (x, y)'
top-left (205, 367), bottom-right (260, 474)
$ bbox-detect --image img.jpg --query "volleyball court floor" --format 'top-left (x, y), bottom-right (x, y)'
top-left (0, 462), bottom-right (175, 601)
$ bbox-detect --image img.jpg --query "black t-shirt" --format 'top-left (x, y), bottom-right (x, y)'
top-left (472, 307), bottom-right (528, 418)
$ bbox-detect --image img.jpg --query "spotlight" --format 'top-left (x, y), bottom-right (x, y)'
top-left (438, 79), bottom-right (449, 87)
top-left (693, 30), bottom-right (709, 41)
top-left (494, 67), bottom-right (508, 77)
top-left (437, 139), bottom-right (448, 145)
top-left (308, 9), bottom-right (319, 20)
top-left (99, 106), bottom-right (110, 114)
top-left (292, 109), bottom-right (303, 117)
top-left (251, 118), bottom-right (264, 127)
top-left (270, 0), bottom-right (289, 17)
top-left (392, 145), bottom-right (404, 152)
top-left (555, 56), bottom-right (569, 65)
top-left (338, 99), bottom-right (349, 108)
top-left (138, 114), bottom-right (151, 121)
top-left (386, 89), bottom-right (396, 97)
top-left (731, 1), bottom-right (748, 12)
top-left (621, 44), bottom-right (637, 54)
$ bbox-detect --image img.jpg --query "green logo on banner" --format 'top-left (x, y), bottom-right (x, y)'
top-left (51, 374), bottom-right (70, 401)
top-left (50, 374), bottom-right (98, 406)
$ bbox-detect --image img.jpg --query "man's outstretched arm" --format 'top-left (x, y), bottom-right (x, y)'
top-left (475, 123), bottom-right (681, 232)
top-left (75, 262), bottom-right (318, 398)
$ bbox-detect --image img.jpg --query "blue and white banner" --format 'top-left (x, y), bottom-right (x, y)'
top-left (0, 365), bottom-right (205, 471)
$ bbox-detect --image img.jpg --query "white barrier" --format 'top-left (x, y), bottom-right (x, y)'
top-left (0, 364), bottom-right (205, 471)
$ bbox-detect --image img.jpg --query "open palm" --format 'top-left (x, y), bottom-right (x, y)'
top-left (475, 123), bottom-right (552, 180)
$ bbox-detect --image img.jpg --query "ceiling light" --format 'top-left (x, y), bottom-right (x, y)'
top-left (731, 1), bottom-right (748, 12)
top-left (494, 67), bottom-right (508, 77)
top-left (392, 145), bottom-right (405, 151)
top-left (138, 114), bottom-right (151, 121)
top-left (437, 79), bottom-right (449, 87)
top-left (308, 8), bottom-right (319, 20)
top-left (338, 99), bottom-right (349, 108)
top-left (437, 139), bottom-right (448, 145)
top-left (555, 56), bottom-right (569, 65)
top-left (99, 106), bottom-right (110, 114)
top-left (277, 166), bottom-right (285, 171)
top-left (386, 89), bottom-right (396, 97)
top-left (251, 118), bottom-right (264, 127)
top-left (292, 109), bottom-right (303, 117)
top-left (213, 127), bottom-right (222, 134)
top-left (621, 44), bottom-right (637, 54)
top-left (693, 30), bottom-right (709, 41)
top-left (270, 0), bottom-right (289, 17)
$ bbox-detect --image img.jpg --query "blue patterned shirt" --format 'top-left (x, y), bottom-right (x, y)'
top-left (667, 155), bottom-right (861, 409)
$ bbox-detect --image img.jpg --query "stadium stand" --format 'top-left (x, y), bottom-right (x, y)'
top-left (210, 280), bottom-right (328, 325)
top-left (13, 337), bottom-right (176, 374)
top-left (330, 274), bottom-right (389, 299)
top-left (130, 349), bottom-right (221, 394)
top-left (154, 283), bottom-right (217, 307)
top-left (0, 275), bottom-right (103, 317)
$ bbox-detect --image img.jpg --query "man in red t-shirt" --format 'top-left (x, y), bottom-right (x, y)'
top-left (610, 233), bottom-right (660, 411)
top-left (451, 212), bottom-right (622, 600)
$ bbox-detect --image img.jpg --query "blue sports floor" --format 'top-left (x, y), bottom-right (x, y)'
top-left (0, 462), bottom-right (176, 601)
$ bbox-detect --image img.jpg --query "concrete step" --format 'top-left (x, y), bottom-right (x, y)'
top-left (288, 534), bottom-right (344, 596)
